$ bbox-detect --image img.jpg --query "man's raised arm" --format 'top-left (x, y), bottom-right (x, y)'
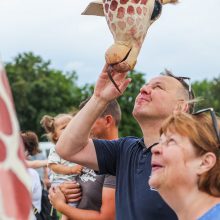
top-left (55, 64), bottom-right (131, 171)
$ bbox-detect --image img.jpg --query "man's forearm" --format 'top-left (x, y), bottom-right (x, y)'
top-left (56, 95), bottom-right (108, 160)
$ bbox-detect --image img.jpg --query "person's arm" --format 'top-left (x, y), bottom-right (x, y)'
top-left (42, 167), bottom-right (51, 189)
top-left (56, 64), bottom-right (130, 170)
top-left (26, 160), bottom-right (47, 169)
top-left (48, 163), bottom-right (83, 175)
top-left (49, 186), bottom-right (115, 220)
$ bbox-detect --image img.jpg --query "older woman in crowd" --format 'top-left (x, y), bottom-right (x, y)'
top-left (149, 109), bottom-right (220, 220)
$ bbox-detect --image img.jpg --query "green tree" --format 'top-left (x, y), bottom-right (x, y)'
top-left (80, 83), bottom-right (94, 102)
top-left (118, 70), bottom-right (145, 137)
top-left (192, 75), bottom-right (220, 113)
top-left (210, 75), bottom-right (220, 112)
top-left (5, 52), bottom-right (82, 137)
top-left (8, 52), bottom-right (219, 140)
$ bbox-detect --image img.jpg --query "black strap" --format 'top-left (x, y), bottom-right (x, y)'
top-left (32, 205), bottom-right (43, 220)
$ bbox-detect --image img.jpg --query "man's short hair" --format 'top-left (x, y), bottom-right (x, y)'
top-left (161, 69), bottom-right (196, 113)
top-left (79, 97), bottom-right (121, 127)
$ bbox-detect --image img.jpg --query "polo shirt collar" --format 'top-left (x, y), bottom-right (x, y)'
top-left (137, 138), bottom-right (158, 151)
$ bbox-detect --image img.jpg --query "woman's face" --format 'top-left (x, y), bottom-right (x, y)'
top-left (149, 130), bottom-right (202, 191)
top-left (54, 115), bottom-right (72, 141)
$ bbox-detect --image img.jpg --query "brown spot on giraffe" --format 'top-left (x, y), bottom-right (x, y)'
top-left (0, 139), bottom-right (7, 162)
top-left (120, 0), bottom-right (129, 4)
top-left (0, 97), bottom-right (12, 135)
top-left (141, 0), bottom-right (148, 5)
top-left (127, 5), bottom-right (135, 15)
top-left (136, 6), bottom-right (142, 15)
top-left (132, 0), bottom-right (141, 3)
top-left (117, 6), bottom-right (125, 19)
top-left (105, 3), bottom-right (109, 13)
top-left (110, 0), bottom-right (118, 11)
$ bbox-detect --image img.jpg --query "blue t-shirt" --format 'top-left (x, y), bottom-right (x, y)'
top-left (198, 204), bottom-right (220, 220)
top-left (93, 137), bottom-right (177, 220)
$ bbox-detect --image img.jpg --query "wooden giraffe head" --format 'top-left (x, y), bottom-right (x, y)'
top-left (0, 64), bottom-right (32, 219)
top-left (82, 0), bottom-right (178, 72)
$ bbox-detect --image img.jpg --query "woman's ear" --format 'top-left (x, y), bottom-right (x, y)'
top-left (197, 152), bottom-right (217, 175)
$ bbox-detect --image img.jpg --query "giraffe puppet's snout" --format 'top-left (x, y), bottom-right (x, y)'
top-left (82, 0), bottom-right (178, 72)
top-left (105, 43), bottom-right (133, 72)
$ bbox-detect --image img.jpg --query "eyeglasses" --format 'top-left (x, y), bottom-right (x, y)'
top-left (193, 108), bottom-right (220, 145)
top-left (163, 72), bottom-right (193, 100)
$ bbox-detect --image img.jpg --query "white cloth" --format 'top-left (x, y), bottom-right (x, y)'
top-left (28, 168), bottom-right (42, 220)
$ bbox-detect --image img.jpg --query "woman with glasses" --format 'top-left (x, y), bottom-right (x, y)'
top-left (149, 110), bottom-right (220, 220)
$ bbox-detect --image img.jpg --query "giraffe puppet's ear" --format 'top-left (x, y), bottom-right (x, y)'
top-left (81, 1), bottom-right (105, 17)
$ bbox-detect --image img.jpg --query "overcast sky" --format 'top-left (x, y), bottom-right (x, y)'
top-left (0, 0), bottom-right (219, 85)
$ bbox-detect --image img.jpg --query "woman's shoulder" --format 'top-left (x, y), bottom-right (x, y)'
top-left (199, 203), bottom-right (220, 220)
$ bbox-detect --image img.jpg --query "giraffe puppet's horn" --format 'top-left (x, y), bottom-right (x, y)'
top-left (161, 0), bottom-right (178, 4)
top-left (81, 1), bottom-right (104, 17)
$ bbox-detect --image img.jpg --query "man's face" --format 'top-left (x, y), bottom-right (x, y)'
top-left (90, 117), bottom-right (108, 139)
top-left (133, 76), bottom-right (183, 121)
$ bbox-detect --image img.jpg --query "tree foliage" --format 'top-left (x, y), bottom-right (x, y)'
top-left (192, 75), bottom-right (220, 113)
top-left (5, 52), bottom-right (220, 139)
top-left (118, 70), bottom-right (145, 137)
top-left (5, 52), bottom-right (82, 137)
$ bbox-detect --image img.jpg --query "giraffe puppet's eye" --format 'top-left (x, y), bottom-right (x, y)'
top-left (151, 0), bottom-right (162, 21)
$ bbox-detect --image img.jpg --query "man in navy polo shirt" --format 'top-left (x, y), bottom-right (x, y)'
top-left (56, 66), bottom-right (194, 220)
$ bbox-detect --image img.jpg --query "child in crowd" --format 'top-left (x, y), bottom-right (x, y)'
top-left (21, 131), bottom-right (49, 188)
top-left (21, 131), bottom-right (43, 220)
top-left (41, 113), bottom-right (83, 220)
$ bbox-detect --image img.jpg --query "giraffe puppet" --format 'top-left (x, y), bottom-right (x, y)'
top-left (0, 64), bottom-right (32, 219)
top-left (82, 0), bottom-right (177, 91)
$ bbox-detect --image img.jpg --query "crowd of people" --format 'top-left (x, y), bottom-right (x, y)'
top-left (22, 66), bottom-right (220, 220)
top-left (22, 99), bottom-right (121, 220)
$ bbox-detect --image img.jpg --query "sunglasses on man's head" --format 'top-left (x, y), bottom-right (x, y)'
top-left (164, 72), bottom-right (192, 100)
top-left (193, 108), bottom-right (220, 145)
